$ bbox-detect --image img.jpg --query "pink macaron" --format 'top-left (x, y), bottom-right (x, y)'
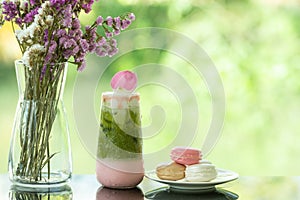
top-left (170, 147), bottom-right (202, 165)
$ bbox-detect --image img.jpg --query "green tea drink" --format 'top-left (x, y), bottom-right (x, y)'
top-left (96, 92), bottom-right (144, 188)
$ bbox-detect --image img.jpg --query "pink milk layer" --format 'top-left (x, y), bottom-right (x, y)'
top-left (96, 159), bottom-right (144, 189)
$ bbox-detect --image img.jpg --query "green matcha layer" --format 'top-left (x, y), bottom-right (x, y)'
top-left (97, 105), bottom-right (142, 159)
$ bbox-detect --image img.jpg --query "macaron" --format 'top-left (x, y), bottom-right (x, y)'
top-left (199, 159), bottom-right (212, 164)
top-left (170, 147), bottom-right (202, 165)
top-left (185, 163), bottom-right (217, 182)
top-left (156, 162), bottom-right (186, 181)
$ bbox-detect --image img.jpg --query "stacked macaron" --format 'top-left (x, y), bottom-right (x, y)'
top-left (155, 147), bottom-right (217, 182)
top-left (185, 163), bottom-right (217, 182)
top-left (156, 162), bottom-right (186, 181)
top-left (170, 147), bottom-right (202, 165)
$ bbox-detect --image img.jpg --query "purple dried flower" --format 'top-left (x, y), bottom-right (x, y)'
top-left (108, 47), bottom-right (118, 57)
top-left (69, 29), bottom-right (82, 38)
top-left (96, 16), bottom-right (103, 26)
top-left (24, 7), bottom-right (39, 23)
top-left (56, 29), bottom-right (67, 38)
top-left (114, 29), bottom-right (120, 36)
top-left (121, 19), bottom-right (130, 30)
top-left (40, 64), bottom-right (47, 81)
top-left (74, 31), bottom-right (83, 41)
top-left (95, 47), bottom-right (107, 57)
top-left (0, 0), bottom-right (135, 72)
top-left (110, 38), bottom-right (117, 46)
top-left (98, 41), bottom-right (114, 57)
top-left (50, 0), bottom-right (68, 10)
top-left (72, 46), bottom-right (80, 55)
top-left (63, 38), bottom-right (77, 49)
top-left (2, 1), bottom-right (18, 21)
top-left (128, 13), bottom-right (135, 21)
top-left (74, 52), bottom-right (85, 62)
top-left (74, 29), bottom-right (83, 38)
top-left (85, 27), bottom-right (97, 43)
top-left (63, 49), bottom-right (73, 59)
top-left (44, 53), bottom-right (52, 63)
top-left (79, 39), bottom-right (89, 52)
top-left (59, 36), bottom-right (67, 46)
top-left (15, 18), bottom-right (23, 26)
top-left (49, 41), bottom-right (57, 53)
top-left (77, 60), bottom-right (86, 71)
top-left (72, 18), bottom-right (81, 29)
top-left (88, 43), bottom-right (97, 52)
top-left (29, 0), bottom-right (38, 6)
top-left (20, 2), bottom-right (29, 10)
top-left (97, 37), bottom-right (106, 46)
top-left (44, 29), bottom-right (49, 42)
top-left (62, 4), bottom-right (72, 28)
top-left (106, 16), bottom-right (113, 27)
top-left (114, 17), bottom-right (121, 28)
top-left (81, 0), bottom-right (94, 13)
top-left (108, 39), bottom-right (118, 57)
top-left (105, 31), bottom-right (113, 38)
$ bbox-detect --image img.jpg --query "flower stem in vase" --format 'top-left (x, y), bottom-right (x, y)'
top-left (16, 63), bottom-right (65, 182)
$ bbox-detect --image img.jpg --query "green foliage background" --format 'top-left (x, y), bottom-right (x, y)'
top-left (1, 0), bottom-right (300, 175)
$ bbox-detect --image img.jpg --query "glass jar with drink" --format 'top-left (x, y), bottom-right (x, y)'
top-left (96, 71), bottom-right (144, 188)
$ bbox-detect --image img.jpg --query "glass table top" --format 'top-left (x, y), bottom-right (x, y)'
top-left (1, 174), bottom-right (300, 199)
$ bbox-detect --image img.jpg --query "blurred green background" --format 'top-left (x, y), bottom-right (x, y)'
top-left (1, 0), bottom-right (300, 176)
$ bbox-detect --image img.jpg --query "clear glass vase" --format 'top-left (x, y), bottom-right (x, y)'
top-left (8, 60), bottom-right (72, 188)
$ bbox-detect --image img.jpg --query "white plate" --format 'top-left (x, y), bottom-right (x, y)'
top-left (145, 169), bottom-right (239, 192)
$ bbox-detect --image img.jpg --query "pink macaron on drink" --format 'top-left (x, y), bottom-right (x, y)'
top-left (96, 71), bottom-right (144, 188)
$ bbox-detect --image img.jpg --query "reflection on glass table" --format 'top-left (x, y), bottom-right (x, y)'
top-left (96, 186), bottom-right (144, 200)
top-left (9, 185), bottom-right (72, 200)
top-left (2, 175), bottom-right (300, 199)
top-left (145, 187), bottom-right (238, 200)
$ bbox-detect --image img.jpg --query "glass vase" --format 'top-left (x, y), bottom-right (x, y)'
top-left (8, 60), bottom-right (72, 188)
